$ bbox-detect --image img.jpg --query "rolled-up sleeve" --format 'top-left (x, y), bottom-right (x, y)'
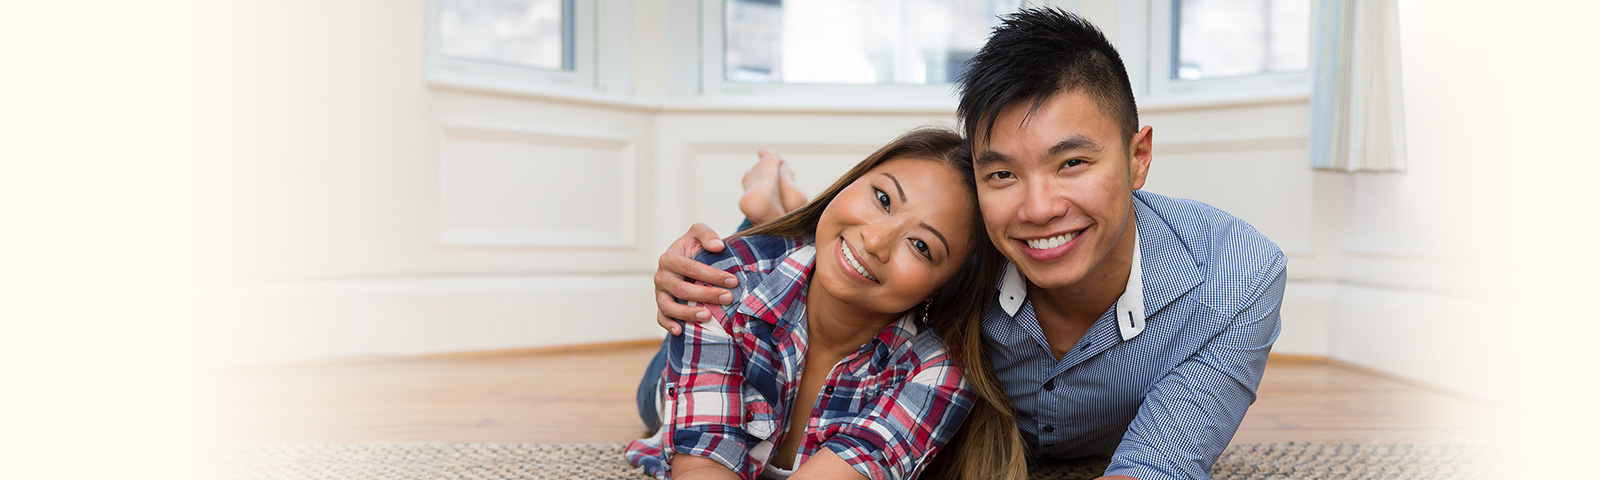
top-left (823, 354), bottom-right (975, 480)
top-left (666, 292), bottom-right (760, 478)
top-left (1106, 254), bottom-right (1287, 480)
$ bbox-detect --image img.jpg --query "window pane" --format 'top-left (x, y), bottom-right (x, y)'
top-left (724, 0), bottom-right (1020, 85)
top-left (1174, 0), bottom-right (1309, 80)
top-left (439, 0), bottom-right (571, 70)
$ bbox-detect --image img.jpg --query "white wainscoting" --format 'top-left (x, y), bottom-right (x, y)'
top-left (437, 123), bottom-right (637, 248)
top-left (209, 274), bottom-right (661, 366)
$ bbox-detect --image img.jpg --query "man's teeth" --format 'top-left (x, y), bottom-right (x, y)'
top-left (841, 241), bottom-right (877, 281)
top-left (1026, 232), bottom-right (1078, 250)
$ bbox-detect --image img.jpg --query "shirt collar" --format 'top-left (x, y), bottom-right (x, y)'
top-left (994, 211), bottom-right (1147, 341)
top-left (736, 244), bottom-right (816, 328)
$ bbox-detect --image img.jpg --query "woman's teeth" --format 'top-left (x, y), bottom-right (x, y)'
top-left (841, 241), bottom-right (877, 281)
top-left (1026, 232), bottom-right (1078, 250)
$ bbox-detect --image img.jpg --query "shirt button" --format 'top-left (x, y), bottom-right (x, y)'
top-left (1043, 379), bottom-right (1055, 391)
top-left (824, 386), bottom-right (835, 395)
top-left (1042, 425), bottom-right (1055, 433)
top-left (745, 412), bottom-right (754, 421)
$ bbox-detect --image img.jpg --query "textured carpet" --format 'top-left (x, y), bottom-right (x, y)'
top-left (209, 442), bottom-right (1496, 479)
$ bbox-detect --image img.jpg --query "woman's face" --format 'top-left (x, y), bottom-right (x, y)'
top-left (813, 156), bottom-right (977, 317)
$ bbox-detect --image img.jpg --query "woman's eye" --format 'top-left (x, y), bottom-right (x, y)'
top-left (912, 239), bottom-right (930, 257)
top-left (874, 188), bottom-right (891, 209)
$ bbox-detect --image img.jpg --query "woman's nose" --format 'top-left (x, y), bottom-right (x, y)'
top-left (860, 222), bottom-right (893, 261)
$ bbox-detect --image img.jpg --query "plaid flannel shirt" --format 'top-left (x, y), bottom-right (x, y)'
top-left (625, 235), bottom-right (974, 480)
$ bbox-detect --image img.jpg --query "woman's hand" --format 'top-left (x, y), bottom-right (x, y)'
top-left (654, 223), bottom-right (738, 335)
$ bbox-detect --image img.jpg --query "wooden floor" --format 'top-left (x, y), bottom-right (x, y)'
top-left (202, 343), bottom-right (1495, 446)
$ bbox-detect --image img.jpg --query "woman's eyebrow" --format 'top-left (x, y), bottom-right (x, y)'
top-left (881, 173), bottom-right (906, 202)
top-left (921, 222), bottom-right (951, 257)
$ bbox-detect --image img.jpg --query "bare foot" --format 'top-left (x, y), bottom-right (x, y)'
top-left (777, 159), bottom-right (808, 213)
top-left (739, 148), bottom-right (786, 225)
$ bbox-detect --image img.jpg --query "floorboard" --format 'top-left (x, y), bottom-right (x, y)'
top-left (203, 345), bottom-right (1495, 446)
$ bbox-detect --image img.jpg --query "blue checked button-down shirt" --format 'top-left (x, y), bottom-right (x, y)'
top-left (984, 190), bottom-right (1287, 480)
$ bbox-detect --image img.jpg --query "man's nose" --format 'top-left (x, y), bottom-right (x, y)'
top-left (1017, 179), bottom-right (1067, 225)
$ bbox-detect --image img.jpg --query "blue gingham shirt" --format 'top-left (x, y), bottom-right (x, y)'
top-left (985, 190), bottom-right (1286, 480)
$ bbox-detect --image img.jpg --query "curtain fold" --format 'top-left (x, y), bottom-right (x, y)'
top-left (1309, 0), bottom-right (1407, 172)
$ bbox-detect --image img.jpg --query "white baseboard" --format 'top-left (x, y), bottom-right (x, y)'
top-left (1326, 284), bottom-right (1492, 400)
top-left (1276, 280), bottom-right (1337, 357)
top-left (206, 274), bottom-right (664, 367)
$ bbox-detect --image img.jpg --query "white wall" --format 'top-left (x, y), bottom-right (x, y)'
top-left (204, 0), bottom-right (1588, 406)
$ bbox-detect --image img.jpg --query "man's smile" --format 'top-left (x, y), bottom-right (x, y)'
top-left (1014, 228), bottom-right (1087, 262)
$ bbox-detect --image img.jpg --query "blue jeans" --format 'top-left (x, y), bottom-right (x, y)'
top-left (635, 218), bottom-right (755, 431)
top-left (635, 337), bottom-right (670, 432)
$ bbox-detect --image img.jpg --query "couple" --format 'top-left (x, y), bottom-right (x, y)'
top-left (628, 8), bottom-right (1286, 480)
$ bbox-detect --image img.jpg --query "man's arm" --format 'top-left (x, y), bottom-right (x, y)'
top-left (1104, 255), bottom-right (1287, 480)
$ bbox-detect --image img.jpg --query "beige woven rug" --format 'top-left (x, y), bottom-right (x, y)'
top-left (209, 442), bottom-right (1495, 479)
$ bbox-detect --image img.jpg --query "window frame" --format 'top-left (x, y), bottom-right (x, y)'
top-left (1132, 0), bottom-right (1312, 105)
top-left (425, 0), bottom-right (610, 99)
top-left (689, 0), bottom-right (1077, 111)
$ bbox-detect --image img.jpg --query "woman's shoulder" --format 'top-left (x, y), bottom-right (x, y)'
top-left (878, 313), bottom-right (960, 371)
top-left (692, 234), bottom-right (814, 274)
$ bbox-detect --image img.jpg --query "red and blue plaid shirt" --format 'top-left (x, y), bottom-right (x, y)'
top-left (625, 235), bottom-right (974, 480)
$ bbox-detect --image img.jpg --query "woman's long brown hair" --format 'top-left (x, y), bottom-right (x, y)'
top-left (736, 128), bottom-right (1028, 480)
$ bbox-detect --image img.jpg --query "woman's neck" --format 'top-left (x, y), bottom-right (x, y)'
top-left (802, 281), bottom-right (898, 359)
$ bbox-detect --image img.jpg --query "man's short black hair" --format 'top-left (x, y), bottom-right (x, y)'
top-left (958, 7), bottom-right (1138, 147)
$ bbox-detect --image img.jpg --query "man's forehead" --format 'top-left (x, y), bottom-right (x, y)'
top-left (974, 91), bottom-right (1119, 154)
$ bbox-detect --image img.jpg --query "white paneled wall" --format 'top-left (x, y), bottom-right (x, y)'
top-left (211, 0), bottom-right (1499, 406)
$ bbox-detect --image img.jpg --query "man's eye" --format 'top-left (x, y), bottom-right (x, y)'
top-left (988, 171), bottom-right (1014, 180)
top-left (1064, 159), bottom-right (1085, 168)
top-left (874, 188), bottom-right (890, 209)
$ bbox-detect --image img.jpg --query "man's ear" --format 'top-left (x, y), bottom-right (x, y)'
top-left (1128, 126), bottom-right (1154, 191)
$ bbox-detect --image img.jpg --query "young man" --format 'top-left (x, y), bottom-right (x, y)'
top-left (649, 8), bottom-right (1285, 480)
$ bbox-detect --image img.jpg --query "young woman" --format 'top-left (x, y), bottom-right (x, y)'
top-left (626, 129), bottom-right (1017, 480)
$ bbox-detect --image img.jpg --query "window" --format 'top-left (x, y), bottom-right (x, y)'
top-left (427, 0), bottom-right (602, 97)
top-left (698, 0), bottom-right (1062, 108)
top-left (721, 0), bottom-right (1018, 85)
top-left (438, 0), bottom-right (573, 71)
top-left (1141, 0), bottom-right (1311, 102)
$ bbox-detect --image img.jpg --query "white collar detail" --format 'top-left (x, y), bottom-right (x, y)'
top-left (995, 226), bottom-right (1145, 341)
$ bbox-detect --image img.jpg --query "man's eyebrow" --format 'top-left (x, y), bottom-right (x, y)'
top-left (975, 150), bottom-right (1013, 169)
top-left (881, 172), bottom-right (906, 203)
top-left (920, 222), bottom-right (950, 257)
top-left (1048, 135), bottom-right (1103, 157)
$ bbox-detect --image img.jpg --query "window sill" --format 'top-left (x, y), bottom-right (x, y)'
top-left (425, 73), bottom-right (661, 111)
top-left (1137, 91), bottom-right (1310, 113)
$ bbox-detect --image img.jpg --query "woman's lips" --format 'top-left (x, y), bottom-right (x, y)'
top-left (837, 237), bottom-right (879, 284)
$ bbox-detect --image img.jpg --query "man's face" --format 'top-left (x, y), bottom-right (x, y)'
top-left (972, 90), bottom-right (1152, 292)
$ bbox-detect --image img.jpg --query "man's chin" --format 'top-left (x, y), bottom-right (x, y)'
top-left (1012, 261), bottom-right (1086, 291)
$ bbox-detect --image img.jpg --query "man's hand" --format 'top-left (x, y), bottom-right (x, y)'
top-left (654, 223), bottom-right (738, 335)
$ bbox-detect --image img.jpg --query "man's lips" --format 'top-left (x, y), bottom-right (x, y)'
top-left (1014, 229), bottom-right (1085, 262)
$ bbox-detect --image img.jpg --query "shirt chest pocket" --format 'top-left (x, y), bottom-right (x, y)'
top-left (741, 388), bottom-right (780, 441)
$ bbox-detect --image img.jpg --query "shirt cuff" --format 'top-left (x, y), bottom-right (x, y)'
top-left (823, 436), bottom-right (889, 480)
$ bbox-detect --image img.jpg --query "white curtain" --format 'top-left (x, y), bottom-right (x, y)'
top-left (1309, 0), bottom-right (1407, 172)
